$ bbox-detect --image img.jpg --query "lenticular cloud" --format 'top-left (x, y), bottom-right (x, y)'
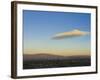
top-left (52, 29), bottom-right (90, 39)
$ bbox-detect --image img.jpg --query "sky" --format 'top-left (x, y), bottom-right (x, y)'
top-left (23, 10), bottom-right (91, 56)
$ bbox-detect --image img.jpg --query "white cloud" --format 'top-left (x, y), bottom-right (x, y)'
top-left (52, 29), bottom-right (90, 39)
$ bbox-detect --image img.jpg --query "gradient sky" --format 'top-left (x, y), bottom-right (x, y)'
top-left (23, 10), bottom-right (91, 56)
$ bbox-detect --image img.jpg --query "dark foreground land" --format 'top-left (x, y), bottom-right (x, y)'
top-left (23, 54), bottom-right (91, 69)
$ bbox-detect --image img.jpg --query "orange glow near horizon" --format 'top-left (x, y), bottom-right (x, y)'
top-left (24, 48), bottom-right (90, 56)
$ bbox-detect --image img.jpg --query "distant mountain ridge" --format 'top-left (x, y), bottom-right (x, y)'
top-left (23, 53), bottom-right (90, 61)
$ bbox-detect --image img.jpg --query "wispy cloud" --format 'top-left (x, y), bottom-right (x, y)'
top-left (52, 29), bottom-right (90, 39)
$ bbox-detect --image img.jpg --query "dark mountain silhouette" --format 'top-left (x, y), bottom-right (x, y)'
top-left (24, 53), bottom-right (67, 60)
top-left (23, 53), bottom-right (90, 61)
top-left (23, 53), bottom-right (91, 69)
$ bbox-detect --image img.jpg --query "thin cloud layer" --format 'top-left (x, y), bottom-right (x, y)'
top-left (52, 29), bottom-right (90, 39)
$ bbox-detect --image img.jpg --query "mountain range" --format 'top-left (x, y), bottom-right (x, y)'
top-left (23, 53), bottom-right (90, 61)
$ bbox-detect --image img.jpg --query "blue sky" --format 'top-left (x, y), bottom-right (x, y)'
top-left (23, 10), bottom-right (91, 56)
